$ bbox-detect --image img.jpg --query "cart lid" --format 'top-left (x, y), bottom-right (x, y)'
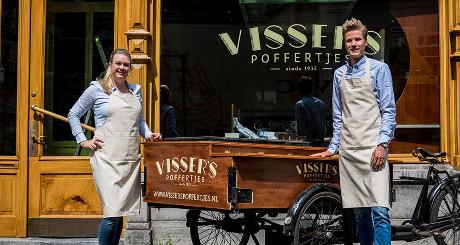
top-left (164, 136), bottom-right (311, 146)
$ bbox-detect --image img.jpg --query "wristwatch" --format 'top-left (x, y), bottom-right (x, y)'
top-left (379, 142), bottom-right (388, 149)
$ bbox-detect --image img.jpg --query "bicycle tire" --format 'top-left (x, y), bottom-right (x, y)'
top-left (429, 176), bottom-right (460, 245)
top-left (293, 191), bottom-right (345, 245)
top-left (188, 210), bottom-right (250, 245)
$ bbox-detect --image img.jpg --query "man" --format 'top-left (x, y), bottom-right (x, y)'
top-left (295, 76), bottom-right (327, 145)
top-left (160, 84), bottom-right (180, 138)
top-left (311, 18), bottom-right (396, 245)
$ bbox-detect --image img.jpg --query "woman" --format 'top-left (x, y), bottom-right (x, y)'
top-left (68, 48), bottom-right (161, 245)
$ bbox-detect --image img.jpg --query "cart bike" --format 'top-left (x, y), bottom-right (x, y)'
top-left (143, 138), bottom-right (459, 245)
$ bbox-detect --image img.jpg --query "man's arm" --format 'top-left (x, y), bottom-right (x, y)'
top-left (165, 107), bottom-right (179, 137)
top-left (376, 63), bottom-right (397, 145)
top-left (313, 70), bottom-right (343, 157)
top-left (327, 70), bottom-right (343, 154)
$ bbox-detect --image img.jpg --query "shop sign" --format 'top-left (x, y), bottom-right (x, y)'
top-left (219, 23), bottom-right (382, 71)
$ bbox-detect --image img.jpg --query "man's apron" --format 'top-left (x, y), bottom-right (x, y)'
top-left (90, 90), bottom-right (142, 217)
top-left (338, 58), bottom-right (390, 209)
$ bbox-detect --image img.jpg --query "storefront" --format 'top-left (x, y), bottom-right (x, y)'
top-left (0, 0), bottom-right (458, 238)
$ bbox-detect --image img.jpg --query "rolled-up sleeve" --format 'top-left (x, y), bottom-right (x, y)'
top-left (68, 85), bottom-right (97, 144)
top-left (327, 70), bottom-right (343, 154)
top-left (376, 64), bottom-right (397, 144)
top-left (134, 86), bottom-right (153, 139)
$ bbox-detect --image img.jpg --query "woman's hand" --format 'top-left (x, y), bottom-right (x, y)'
top-left (80, 137), bottom-right (104, 152)
top-left (310, 150), bottom-right (334, 157)
top-left (148, 133), bottom-right (162, 142)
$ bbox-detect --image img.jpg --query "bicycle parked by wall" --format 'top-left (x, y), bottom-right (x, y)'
top-left (390, 148), bottom-right (460, 244)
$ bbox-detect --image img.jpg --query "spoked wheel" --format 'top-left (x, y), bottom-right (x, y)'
top-left (294, 191), bottom-right (345, 245)
top-left (187, 210), bottom-right (250, 245)
top-left (430, 177), bottom-right (460, 245)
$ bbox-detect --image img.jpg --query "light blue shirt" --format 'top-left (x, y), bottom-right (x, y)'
top-left (68, 81), bottom-right (153, 144)
top-left (327, 56), bottom-right (397, 154)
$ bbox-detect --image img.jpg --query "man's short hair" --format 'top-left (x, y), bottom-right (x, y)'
top-left (342, 17), bottom-right (368, 40)
top-left (160, 84), bottom-right (171, 104)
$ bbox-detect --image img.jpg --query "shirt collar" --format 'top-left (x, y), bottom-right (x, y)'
top-left (346, 55), bottom-right (367, 69)
top-left (111, 82), bottom-right (134, 92)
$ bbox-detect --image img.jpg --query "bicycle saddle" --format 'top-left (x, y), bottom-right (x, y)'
top-left (412, 147), bottom-right (446, 158)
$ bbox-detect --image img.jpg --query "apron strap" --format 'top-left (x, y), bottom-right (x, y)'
top-left (341, 66), bottom-right (347, 81)
top-left (364, 57), bottom-right (371, 79)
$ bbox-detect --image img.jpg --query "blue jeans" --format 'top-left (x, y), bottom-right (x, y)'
top-left (354, 207), bottom-right (391, 245)
top-left (98, 217), bottom-right (123, 245)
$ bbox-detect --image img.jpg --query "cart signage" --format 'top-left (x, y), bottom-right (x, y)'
top-left (154, 156), bottom-right (218, 186)
top-left (296, 161), bottom-right (338, 182)
top-left (152, 191), bottom-right (219, 203)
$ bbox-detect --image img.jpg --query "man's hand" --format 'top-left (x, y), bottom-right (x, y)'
top-left (80, 137), bottom-right (104, 152)
top-left (371, 145), bottom-right (386, 171)
top-left (311, 150), bottom-right (334, 157)
top-left (148, 133), bottom-right (162, 142)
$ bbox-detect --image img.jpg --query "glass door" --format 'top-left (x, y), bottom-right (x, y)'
top-left (28, 0), bottom-right (115, 237)
top-left (0, 0), bottom-right (28, 237)
top-left (43, 1), bottom-right (114, 156)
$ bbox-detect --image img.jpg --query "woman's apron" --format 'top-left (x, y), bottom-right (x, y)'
top-left (338, 58), bottom-right (390, 209)
top-left (90, 90), bottom-right (142, 217)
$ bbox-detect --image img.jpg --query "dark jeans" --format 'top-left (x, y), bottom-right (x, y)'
top-left (354, 207), bottom-right (391, 245)
top-left (98, 217), bottom-right (123, 245)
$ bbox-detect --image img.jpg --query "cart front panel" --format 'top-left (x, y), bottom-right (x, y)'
top-left (144, 142), bottom-right (232, 210)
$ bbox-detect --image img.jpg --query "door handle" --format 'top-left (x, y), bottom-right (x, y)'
top-left (31, 134), bottom-right (46, 144)
top-left (30, 119), bottom-right (45, 145)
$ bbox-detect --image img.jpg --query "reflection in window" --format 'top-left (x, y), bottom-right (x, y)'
top-left (0, 1), bottom-right (18, 155)
top-left (44, 1), bottom-right (114, 156)
top-left (160, 0), bottom-right (439, 153)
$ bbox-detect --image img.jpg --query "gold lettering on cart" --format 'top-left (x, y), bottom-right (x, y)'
top-left (153, 191), bottom-right (219, 203)
top-left (154, 157), bottom-right (218, 186)
top-left (296, 162), bottom-right (338, 181)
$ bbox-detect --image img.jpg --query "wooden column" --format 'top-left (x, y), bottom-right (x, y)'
top-left (114, 0), bottom-right (160, 132)
top-left (439, 0), bottom-right (460, 169)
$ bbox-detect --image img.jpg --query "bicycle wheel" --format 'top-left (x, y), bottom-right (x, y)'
top-left (430, 177), bottom-right (460, 245)
top-left (293, 191), bottom-right (345, 245)
top-left (188, 210), bottom-right (250, 245)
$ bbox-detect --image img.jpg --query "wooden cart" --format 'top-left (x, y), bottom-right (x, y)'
top-left (143, 137), bottom-right (352, 245)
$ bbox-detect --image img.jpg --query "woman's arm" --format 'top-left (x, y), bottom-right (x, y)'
top-left (67, 84), bottom-right (97, 144)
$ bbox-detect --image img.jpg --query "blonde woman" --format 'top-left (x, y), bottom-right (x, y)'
top-left (68, 49), bottom-right (161, 244)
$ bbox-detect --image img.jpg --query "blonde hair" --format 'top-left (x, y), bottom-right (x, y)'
top-left (99, 48), bottom-right (132, 94)
top-left (342, 18), bottom-right (368, 40)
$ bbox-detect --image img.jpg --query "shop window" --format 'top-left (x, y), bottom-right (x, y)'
top-left (160, 0), bottom-right (439, 154)
top-left (0, 0), bottom-right (18, 156)
top-left (44, 0), bottom-right (114, 156)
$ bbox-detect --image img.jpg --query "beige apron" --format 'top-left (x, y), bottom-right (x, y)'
top-left (90, 90), bottom-right (142, 217)
top-left (338, 58), bottom-right (390, 209)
